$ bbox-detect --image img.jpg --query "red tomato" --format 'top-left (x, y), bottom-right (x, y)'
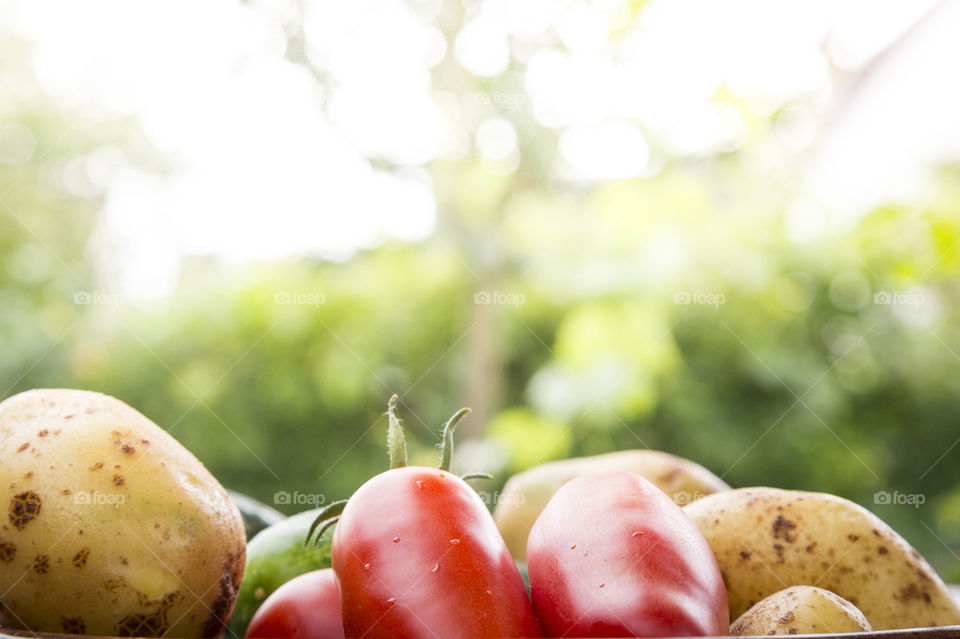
top-left (312, 397), bottom-right (542, 639)
top-left (333, 466), bottom-right (542, 639)
top-left (527, 471), bottom-right (728, 638)
top-left (244, 569), bottom-right (344, 639)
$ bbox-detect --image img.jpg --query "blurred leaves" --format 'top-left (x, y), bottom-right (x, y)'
top-left (4, 8), bottom-right (960, 583)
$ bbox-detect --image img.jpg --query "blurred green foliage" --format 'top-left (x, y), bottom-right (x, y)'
top-left (3, 22), bottom-right (960, 583)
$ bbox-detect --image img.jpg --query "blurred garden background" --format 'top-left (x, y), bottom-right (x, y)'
top-left (3, 0), bottom-right (960, 578)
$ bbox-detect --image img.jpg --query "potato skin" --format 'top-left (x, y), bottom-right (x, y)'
top-left (494, 449), bottom-right (729, 560)
top-left (731, 586), bottom-right (872, 635)
top-left (0, 389), bottom-right (246, 637)
top-left (684, 487), bottom-right (960, 630)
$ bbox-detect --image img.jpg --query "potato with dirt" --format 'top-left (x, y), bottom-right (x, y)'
top-left (0, 389), bottom-right (245, 637)
top-left (684, 487), bottom-right (960, 630)
top-left (730, 586), bottom-right (872, 635)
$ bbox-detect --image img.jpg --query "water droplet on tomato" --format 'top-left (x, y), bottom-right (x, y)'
top-left (599, 583), bottom-right (605, 588)
top-left (364, 563), bottom-right (370, 571)
top-left (570, 544), bottom-right (576, 550)
top-left (387, 597), bottom-right (397, 605)
top-left (393, 536), bottom-right (400, 543)
top-left (416, 481), bottom-right (424, 490)
top-left (632, 531), bottom-right (643, 537)
top-left (485, 590), bottom-right (493, 596)
top-left (431, 563), bottom-right (439, 573)
top-left (450, 539), bottom-right (460, 545)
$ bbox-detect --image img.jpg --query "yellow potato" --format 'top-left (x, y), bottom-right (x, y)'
top-left (0, 389), bottom-right (245, 637)
top-left (684, 487), bottom-right (960, 630)
top-left (494, 449), bottom-right (729, 560)
top-left (730, 586), bottom-right (872, 635)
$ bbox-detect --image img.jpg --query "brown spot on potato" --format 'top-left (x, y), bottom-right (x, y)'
top-left (33, 553), bottom-right (50, 574)
top-left (848, 534), bottom-right (860, 542)
top-left (89, 462), bottom-right (103, 471)
top-left (772, 515), bottom-right (797, 542)
top-left (37, 429), bottom-right (49, 437)
top-left (104, 577), bottom-right (125, 592)
top-left (9, 491), bottom-right (42, 529)
top-left (740, 550), bottom-right (751, 560)
top-left (23, 471), bottom-right (32, 479)
top-left (897, 583), bottom-right (927, 603)
top-left (778, 611), bottom-right (795, 624)
top-left (113, 474), bottom-right (126, 486)
top-left (121, 443), bottom-right (136, 454)
top-left (116, 613), bottom-right (167, 637)
top-left (878, 545), bottom-right (888, 554)
top-left (17, 442), bottom-right (29, 453)
top-left (0, 540), bottom-right (16, 563)
top-left (73, 547), bottom-right (90, 567)
top-left (203, 557), bottom-right (243, 637)
top-left (114, 590), bottom-right (182, 637)
top-left (61, 617), bottom-right (85, 633)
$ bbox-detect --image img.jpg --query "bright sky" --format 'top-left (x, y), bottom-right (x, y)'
top-left (2, 0), bottom-right (954, 298)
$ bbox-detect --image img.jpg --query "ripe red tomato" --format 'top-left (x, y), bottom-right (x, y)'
top-left (527, 471), bottom-right (728, 638)
top-left (244, 569), bottom-right (344, 639)
top-left (311, 397), bottom-right (542, 639)
top-left (334, 466), bottom-right (542, 639)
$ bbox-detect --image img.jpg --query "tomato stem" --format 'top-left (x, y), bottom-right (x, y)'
top-left (438, 407), bottom-right (471, 472)
top-left (306, 499), bottom-right (348, 547)
top-left (387, 394), bottom-right (407, 469)
top-left (461, 472), bottom-right (493, 481)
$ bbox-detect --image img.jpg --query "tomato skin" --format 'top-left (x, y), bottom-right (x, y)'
top-left (332, 466), bottom-right (543, 639)
top-left (527, 471), bottom-right (729, 638)
top-left (244, 568), bottom-right (344, 639)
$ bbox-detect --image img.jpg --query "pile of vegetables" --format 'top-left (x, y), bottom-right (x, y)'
top-left (2, 389), bottom-right (959, 638)
top-left (235, 397), bottom-right (960, 638)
